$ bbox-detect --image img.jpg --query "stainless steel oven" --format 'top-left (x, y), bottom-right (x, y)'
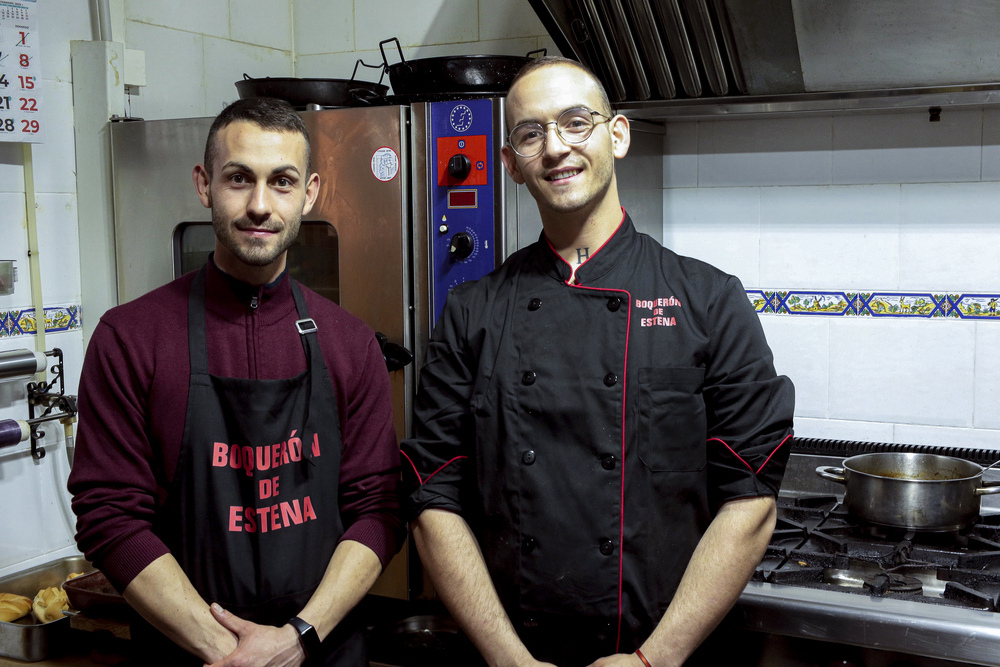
top-left (108, 100), bottom-right (664, 600)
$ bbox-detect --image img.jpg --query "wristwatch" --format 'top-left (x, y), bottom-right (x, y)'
top-left (287, 616), bottom-right (321, 659)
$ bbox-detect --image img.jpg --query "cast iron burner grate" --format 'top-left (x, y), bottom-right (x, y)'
top-left (760, 496), bottom-right (1000, 611)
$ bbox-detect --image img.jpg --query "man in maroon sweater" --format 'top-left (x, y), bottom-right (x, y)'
top-left (68, 98), bottom-right (403, 666)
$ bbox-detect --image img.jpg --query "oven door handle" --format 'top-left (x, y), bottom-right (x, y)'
top-left (375, 332), bottom-right (414, 372)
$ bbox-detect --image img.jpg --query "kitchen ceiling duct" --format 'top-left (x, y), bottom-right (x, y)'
top-left (527, 0), bottom-right (1000, 119)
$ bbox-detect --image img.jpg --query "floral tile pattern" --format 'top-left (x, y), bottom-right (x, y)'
top-left (0, 304), bottom-right (82, 338)
top-left (748, 291), bottom-right (1000, 319)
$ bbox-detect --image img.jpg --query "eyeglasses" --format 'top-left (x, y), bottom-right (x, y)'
top-left (507, 107), bottom-right (612, 158)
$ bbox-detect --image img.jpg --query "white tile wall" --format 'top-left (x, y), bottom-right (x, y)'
top-left (832, 108), bottom-right (983, 185)
top-left (231, 0), bottom-right (293, 52)
top-left (663, 121), bottom-right (698, 188)
top-left (793, 417), bottom-right (895, 443)
top-left (827, 319), bottom-right (976, 428)
top-left (126, 0), bottom-right (230, 41)
top-left (697, 116), bottom-right (833, 187)
top-left (34, 194), bottom-right (81, 304)
top-left (355, 0), bottom-right (478, 51)
top-left (293, 0), bottom-right (354, 56)
top-left (893, 424), bottom-right (1000, 450)
top-left (0, 143), bottom-right (26, 193)
top-left (38, 0), bottom-right (94, 81)
top-left (30, 81), bottom-right (77, 194)
top-left (124, 21), bottom-right (206, 119)
top-left (975, 325), bottom-right (1000, 430)
top-left (662, 186), bottom-right (760, 284)
top-left (759, 185), bottom-right (900, 290)
top-left (982, 108), bottom-right (1000, 182)
top-left (479, 0), bottom-right (547, 42)
top-left (759, 316), bottom-right (830, 419)
top-left (899, 182), bottom-right (1000, 292)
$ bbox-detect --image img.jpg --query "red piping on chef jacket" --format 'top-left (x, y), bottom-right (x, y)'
top-left (545, 210), bottom-right (631, 652)
top-left (401, 450), bottom-right (468, 486)
top-left (707, 433), bottom-right (793, 475)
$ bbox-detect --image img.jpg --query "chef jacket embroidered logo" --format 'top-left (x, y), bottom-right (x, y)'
top-left (210, 429), bottom-right (322, 533)
top-left (636, 296), bottom-right (682, 327)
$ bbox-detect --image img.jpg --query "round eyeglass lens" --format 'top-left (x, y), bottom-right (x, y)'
top-left (509, 108), bottom-right (600, 157)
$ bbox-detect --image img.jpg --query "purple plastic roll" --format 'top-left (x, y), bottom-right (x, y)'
top-left (0, 419), bottom-right (28, 448)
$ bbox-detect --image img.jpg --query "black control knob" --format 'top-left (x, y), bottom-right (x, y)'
top-left (448, 154), bottom-right (472, 180)
top-left (449, 232), bottom-right (475, 260)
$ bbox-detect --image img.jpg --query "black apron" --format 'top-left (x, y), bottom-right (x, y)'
top-left (135, 268), bottom-right (365, 666)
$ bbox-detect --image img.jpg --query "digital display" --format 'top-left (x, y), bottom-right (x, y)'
top-left (448, 190), bottom-right (477, 208)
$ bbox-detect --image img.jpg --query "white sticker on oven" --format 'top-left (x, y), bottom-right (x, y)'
top-left (371, 147), bottom-right (399, 182)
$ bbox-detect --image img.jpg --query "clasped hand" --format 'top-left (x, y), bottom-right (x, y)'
top-left (202, 603), bottom-right (306, 667)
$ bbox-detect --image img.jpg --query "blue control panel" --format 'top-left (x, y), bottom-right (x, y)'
top-left (428, 98), bottom-right (498, 324)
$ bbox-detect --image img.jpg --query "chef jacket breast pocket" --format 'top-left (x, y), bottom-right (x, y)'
top-left (637, 367), bottom-right (707, 472)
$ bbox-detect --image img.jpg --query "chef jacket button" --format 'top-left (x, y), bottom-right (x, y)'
top-left (601, 454), bottom-right (616, 470)
top-left (522, 371), bottom-right (536, 385)
top-left (522, 450), bottom-right (536, 465)
top-left (607, 296), bottom-right (622, 312)
top-left (522, 537), bottom-right (536, 554)
top-left (603, 372), bottom-right (618, 387)
top-left (599, 539), bottom-right (615, 556)
top-left (528, 297), bottom-right (542, 311)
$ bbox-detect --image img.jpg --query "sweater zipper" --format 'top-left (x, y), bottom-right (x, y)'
top-left (249, 291), bottom-right (260, 378)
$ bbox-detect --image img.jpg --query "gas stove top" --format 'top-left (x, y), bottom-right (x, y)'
top-left (731, 439), bottom-right (1000, 667)
top-left (761, 495), bottom-right (1000, 611)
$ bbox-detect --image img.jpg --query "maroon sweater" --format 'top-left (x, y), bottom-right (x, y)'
top-left (68, 260), bottom-right (404, 592)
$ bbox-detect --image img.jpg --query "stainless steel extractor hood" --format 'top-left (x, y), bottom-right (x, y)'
top-left (528, 0), bottom-right (1000, 119)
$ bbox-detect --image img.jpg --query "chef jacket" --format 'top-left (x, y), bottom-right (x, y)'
top-left (402, 211), bottom-right (795, 650)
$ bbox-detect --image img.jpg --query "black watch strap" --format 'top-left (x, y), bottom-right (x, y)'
top-left (287, 616), bottom-right (321, 659)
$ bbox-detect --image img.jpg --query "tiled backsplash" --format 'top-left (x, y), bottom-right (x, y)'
top-left (0, 304), bottom-right (82, 338)
top-left (750, 291), bottom-right (1000, 319)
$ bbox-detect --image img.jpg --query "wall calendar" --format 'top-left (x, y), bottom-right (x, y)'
top-left (0, 0), bottom-right (41, 143)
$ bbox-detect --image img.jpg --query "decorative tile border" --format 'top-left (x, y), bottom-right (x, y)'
top-left (749, 291), bottom-right (1000, 319)
top-left (0, 304), bottom-right (83, 338)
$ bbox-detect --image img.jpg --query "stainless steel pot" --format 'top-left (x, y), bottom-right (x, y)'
top-left (816, 452), bottom-right (1000, 530)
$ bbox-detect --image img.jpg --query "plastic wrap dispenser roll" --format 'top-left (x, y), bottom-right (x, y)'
top-left (0, 348), bottom-right (46, 382)
top-left (0, 419), bottom-right (29, 448)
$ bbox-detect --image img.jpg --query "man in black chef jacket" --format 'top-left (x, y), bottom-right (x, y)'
top-left (401, 56), bottom-right (795, 667)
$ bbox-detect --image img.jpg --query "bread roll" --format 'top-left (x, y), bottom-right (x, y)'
top-left (0, 592), bottom-right (31, 623)
top-left (32, 586), bottom-right (69, 623)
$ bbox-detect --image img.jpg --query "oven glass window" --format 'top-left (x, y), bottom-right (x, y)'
top-left (174, 221), bottom-right (340, 304)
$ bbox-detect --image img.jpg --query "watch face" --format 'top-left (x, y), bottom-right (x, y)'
top-left (450, 104), bottom-right (473, 132)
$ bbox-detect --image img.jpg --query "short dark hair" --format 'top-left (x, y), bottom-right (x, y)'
top-left (203, 97), bottom-right (311, 176)
top-left (506, 56), bottom-right (613, 122)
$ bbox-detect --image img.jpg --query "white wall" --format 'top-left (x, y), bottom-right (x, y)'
top-left (663, 108), bottom-right (1000, 450)
top-left (0, 0), bottom-right (549, 578)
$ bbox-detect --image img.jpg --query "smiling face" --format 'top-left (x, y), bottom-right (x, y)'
top-left (501, 63), bottom-right (629, 225)
top-left (193, 120), bottom-right (320, 285)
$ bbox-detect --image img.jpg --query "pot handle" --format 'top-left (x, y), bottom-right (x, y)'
top-left (379, 37), bottom-right (408, 69)
top-left (349, 88), bottom-right (385, 105)
top-left (526, 48), bottom-right (548, 58)
top-left (815, 466), bottom-right (847, 484)
top-left (351, 58), bottom-right (387, 86)
top-left (975, 480), bottom-right (1000, 496)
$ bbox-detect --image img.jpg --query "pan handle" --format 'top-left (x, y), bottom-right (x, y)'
top-left (352, 58), bottom-right (387, 86)
top-left (815, 466), bottom-right (846, 484)
top-left (526, 48), bottom-right (548, 58)
top-left (379, 37), bottom-right (408, 69)
top-left (975, 480), bottom-right (1000, 496)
